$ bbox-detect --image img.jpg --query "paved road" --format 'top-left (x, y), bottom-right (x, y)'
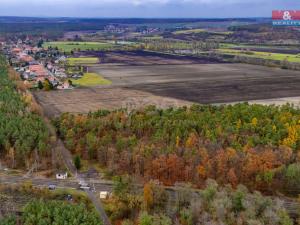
top-left (0, 174), bottom-right (113, 191)
top-left (55, 139), bottom-right (112, 225)
top-left (1, 173), bottom-right (300, 219)
top-left (41, 116), bottom-right (112, 225)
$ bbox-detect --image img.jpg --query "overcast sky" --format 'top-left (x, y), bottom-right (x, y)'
top-left (0, 0), bottom-right (299, 18)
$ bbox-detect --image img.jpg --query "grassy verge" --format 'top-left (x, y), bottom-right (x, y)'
top-left (218, 48), bottom-right (300, 63)
top-left (0, 182), bottom-right (93, 210)
top-left (173, 28), bottom-right (206, 34)
top-left (173, 29), bottom-right (233, 35)
top-left (71, 73), bottom-right (111, 87)
top-left (220, 43), bottom-right (299, 49)
top-left (141, 36), bottom-right (163, 40)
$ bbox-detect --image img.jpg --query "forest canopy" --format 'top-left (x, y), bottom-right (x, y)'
top-left (55, 104), bottom-right (300, 193)
top-left (0, 200), bottom-right (102, 225)
top-left (0, 55), bottom-right (50, 168)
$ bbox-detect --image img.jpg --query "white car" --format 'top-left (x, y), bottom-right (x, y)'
top-left (79, 185), bottom-right (91, 190)
top-left (79, 180), bottom-right (88, 186)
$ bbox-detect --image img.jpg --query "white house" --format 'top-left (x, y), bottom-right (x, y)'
top-left (56, 171), bottom-right (68, 180)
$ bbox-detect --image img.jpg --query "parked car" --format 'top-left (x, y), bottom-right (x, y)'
top-left (48, 184), bottom-right (56, 190)
top-left (65, 194), bottom-right (73, 201)
top-left (79, 185), bottom-right (91, 190)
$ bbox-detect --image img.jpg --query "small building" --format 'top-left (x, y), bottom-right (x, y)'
top-left (12, 48), bottom-right (22, 54)
top-left (29, 64), bottom-right (48, 78)
top-left (56, 171), bottom-right (68, 180)
top-left (99, 191), bottom-right (110, 199)
top-left (20, 55), bottom-right (34, 63)
top-left (56, 56), bottom-right (67, 63)
top-left (57, 81), bottom-right (73, 90)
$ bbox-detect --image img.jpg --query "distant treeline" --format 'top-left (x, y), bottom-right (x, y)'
top-left (0, 17), bottom-right (263, 24)
top-left (0, 17), bottom-right (265, 38)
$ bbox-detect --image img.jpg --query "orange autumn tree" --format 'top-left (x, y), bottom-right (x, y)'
top-left (147, 154), bottom-right (185, 185)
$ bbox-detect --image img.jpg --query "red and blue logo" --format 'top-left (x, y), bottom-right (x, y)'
top-left (272, 10), bottom-right (300, 26)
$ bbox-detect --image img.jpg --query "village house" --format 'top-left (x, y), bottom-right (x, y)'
top-left (56, 171), bottom-right (68, 180)
top-left (29, 64), bottom-right (49, 81)
top-left (55, 55), bottom-right (67, 64)
top-left (12, 48), bottom-right (22, 55)
top-left (19, 54), bottom-right (34, 63)
top-left (57, 81), bottom-right (73, 90)
top-left (5, 40), bottom-right (73, 90)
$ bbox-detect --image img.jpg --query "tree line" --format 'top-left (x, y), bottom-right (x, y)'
top-left (0, 200), bottom-right (102, 225)
top-left (107, 177), bottom-right (292, 225)
top-left (0, 54), bottom-right (50, 169)
top-left (142, 39), bottom-right (220, 52)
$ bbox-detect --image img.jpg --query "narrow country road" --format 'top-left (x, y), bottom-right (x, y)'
top-left (41, 115), bottom-right (112, 225)
top-left (55, 139), bottom-right (112, 225)
top-left (1, 173), bottom-right (300, 220)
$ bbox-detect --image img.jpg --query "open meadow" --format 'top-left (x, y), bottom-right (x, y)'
top-left (71, 73), bottom-right (111, 86)
top-left (218, 48), bottom-right (300, 63)
top-left (67, 57), bottom-right (99, 65)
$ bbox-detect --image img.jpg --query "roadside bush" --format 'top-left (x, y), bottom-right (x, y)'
top-left (22, 199), bottom-right (102, 225)
top-left (283, 163), bottom-right (300, 189)
top-left (0, 215), bottom-right (16, 225)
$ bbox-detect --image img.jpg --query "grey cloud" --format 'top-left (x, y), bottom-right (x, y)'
top-left (0, 0), bottom-right (299, 17)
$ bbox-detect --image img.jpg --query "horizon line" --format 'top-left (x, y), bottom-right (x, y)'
top-left (0, 15), bottom-right (271, 20)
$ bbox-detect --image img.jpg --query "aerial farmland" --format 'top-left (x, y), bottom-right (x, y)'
top-left (34, 50), bottom-right (300, 117)
top-left (3, 15), bottom-right (300, 225)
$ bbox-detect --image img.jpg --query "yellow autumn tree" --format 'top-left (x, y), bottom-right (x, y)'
top-left (197, 165), bottom-right (207, 180)
top-left (176, 136), bottom-right (180, 148)
top-left (185, 133), bottom-right (197, 148)
top-left (282, 124), bottom-right (300, 149)
top-left (143, 182), bottom-right (154, 210)
top-left (251, 117), bottom-right (258, 127)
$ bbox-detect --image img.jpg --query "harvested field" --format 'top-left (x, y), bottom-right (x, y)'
top-left (35, 50), bottom-right (300, 116)
top-left (81, 50), bottom-right (225, 65)
top-left (33, 88), bottom-right (192, 118)
top-left (90, 63), bottom-right (300, 104)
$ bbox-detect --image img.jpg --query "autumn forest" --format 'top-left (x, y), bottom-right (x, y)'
top-left (55, 103), bottom-right (300, 195)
